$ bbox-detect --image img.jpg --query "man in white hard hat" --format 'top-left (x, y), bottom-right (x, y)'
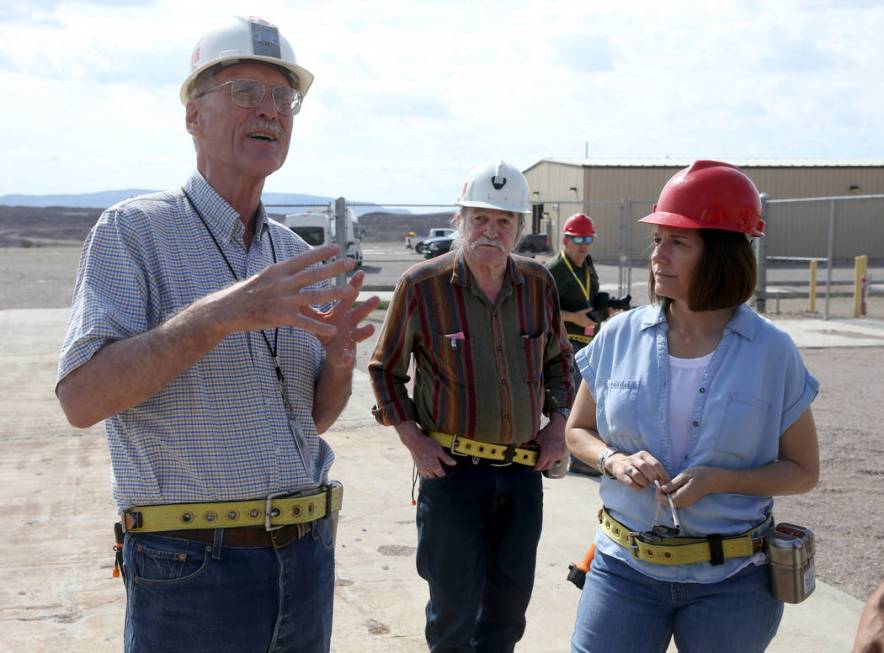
top-left (56, 16), bottom-right (378, 652)
top-left (369, 161), bottom-right (574, 651)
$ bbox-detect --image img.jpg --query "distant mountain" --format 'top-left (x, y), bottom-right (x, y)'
top-left (0, 190), bottom-right (410, 217)
top-left (0, 189), bottom-right (158, 209)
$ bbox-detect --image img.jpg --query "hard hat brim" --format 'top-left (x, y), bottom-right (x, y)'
top-left (180, 57), bottom-right (315, 105)
top-left (639, 211), bottom-right (764, 237)
top-left (456, 199), bottom-right (531, 215)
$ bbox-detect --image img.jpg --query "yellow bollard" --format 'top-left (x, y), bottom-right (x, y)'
top-left (808, 260), bottom-right (817, 313)
top-left (854, 255), bottom-right (868, 318)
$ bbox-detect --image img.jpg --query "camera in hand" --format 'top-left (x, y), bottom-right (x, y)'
top-left (586, 292), bottom-right (632, 324)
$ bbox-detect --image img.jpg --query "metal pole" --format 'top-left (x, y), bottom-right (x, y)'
top-left (618, 200), bottom-right (626, 296)
top-left (335, 197), bottom-right (347, 287)
top-left (824, 200), bottom-right (835, 320)
top-left (625, 200), bottom-right (633, 297)
top-left (808, 260), bottom-right (817, 313)
top-left (755, 193), bottom-right (768, 314)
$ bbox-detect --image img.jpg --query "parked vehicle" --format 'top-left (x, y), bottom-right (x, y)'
top-left (423, 234), bottom-right (456, 258)
top-left (517, 233), bottom-right (550, 255)
top-left (408, 227), bottom-right (455, 253)
top-left (282, 208), bottom-right (363, 267)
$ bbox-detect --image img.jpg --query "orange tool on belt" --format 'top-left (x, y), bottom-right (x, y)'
top-left (567, 543), bottom-right (596, 589)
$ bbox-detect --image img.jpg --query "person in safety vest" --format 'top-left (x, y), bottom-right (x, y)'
top-left (546, 214), bottom-right (602, 475)
top-left (56, 16), bottom-right (378, 652)
top-left (369, 160), bottom-right (574, 652)
top-left (565, 161), bottom-right (820, 653)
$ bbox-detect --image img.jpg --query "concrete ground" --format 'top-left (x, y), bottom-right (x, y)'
top-left (0, 307), bottom-right (874, 652)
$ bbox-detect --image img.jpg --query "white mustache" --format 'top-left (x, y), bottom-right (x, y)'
top-left (246, 119), bottom-right (283, 136)
top-left (471, 236), bottom-right (504, 252)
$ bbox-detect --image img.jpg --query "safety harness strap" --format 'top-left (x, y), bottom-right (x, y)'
top-left (429, 432), bottom-right (538, 467)
top-left (599, 509), bottom-right (767, 566)
top-left (122, 481), bottom-right (343, 533)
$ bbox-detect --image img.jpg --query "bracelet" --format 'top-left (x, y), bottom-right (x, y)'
top-left (596, 447), bottom-right (619, 478)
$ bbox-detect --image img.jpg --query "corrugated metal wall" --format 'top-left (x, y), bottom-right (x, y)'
top-left (524, 162), bottom-right (884, 262)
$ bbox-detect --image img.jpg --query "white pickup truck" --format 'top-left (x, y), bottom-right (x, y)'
top-left (406, 227), bottom-right (455, 253)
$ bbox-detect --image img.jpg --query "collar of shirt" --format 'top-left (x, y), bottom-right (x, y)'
top-left (184, 171), bottom-right (270, 247)
top-left (640, 302), bottom-right (760, 341)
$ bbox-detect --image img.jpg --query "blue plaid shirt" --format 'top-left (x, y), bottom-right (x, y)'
top-left (58, 172), bottom-right (334, 512)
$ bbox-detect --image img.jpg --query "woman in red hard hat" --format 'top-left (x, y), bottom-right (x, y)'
top-left (565, 161), bottom-right (820, 652)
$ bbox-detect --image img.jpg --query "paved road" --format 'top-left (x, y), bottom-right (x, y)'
top-left (1, 307), bottom-right (878, 652)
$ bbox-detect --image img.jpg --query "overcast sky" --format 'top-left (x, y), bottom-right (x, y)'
top-left (2, 0), bottom-right (883, 204)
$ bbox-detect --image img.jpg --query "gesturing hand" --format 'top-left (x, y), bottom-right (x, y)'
top-left (217, 244), bottom-right (358, 338)
top-left (302, 270), bottom-right (381, 369)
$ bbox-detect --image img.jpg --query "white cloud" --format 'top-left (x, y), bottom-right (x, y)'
top-left (1, 0), bottom-right (883, 203)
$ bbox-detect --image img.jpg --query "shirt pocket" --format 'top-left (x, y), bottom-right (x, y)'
top-left (519, 333), bottom-right (546, 383)
top-left (432, 333), bottom-right (474, 386)
top-left (712, 392), bottom-right (771, 464)
top-left (598, 380), bottom-right (642, 450)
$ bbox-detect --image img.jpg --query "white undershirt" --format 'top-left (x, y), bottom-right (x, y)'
top-left (668, 351), bottom-right (714, 466)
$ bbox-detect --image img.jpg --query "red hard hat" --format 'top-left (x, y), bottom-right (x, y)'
top-left (640, 160), bottom-right (765, 237)
top-left (562, 213), bottom-right (596, 237)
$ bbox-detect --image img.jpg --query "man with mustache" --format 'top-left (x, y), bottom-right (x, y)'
top-left (369, 160), bottom-right (574, 652)
top-left (56, 16), bottom-right (377, 652)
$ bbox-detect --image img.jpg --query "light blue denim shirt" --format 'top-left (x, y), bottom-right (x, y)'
top-left (576, 303), bottom-right (819, 583)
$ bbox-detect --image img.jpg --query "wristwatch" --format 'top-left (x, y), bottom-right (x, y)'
top-left (555, 408), bottom-right (571, 419)
top-left (596, 447), bottom-right (619, 478)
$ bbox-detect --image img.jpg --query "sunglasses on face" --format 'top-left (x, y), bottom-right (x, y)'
top-left (568, 236), bottom-right (593, 244)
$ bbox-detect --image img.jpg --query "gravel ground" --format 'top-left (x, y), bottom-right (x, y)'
top-left (3, 244), bottom-right (882, 600)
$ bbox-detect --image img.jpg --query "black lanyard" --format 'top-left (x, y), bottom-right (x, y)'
top-left (181, 190), bottom-right (291, 398)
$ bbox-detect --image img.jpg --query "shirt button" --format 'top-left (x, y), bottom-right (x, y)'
top-left (496, 345), bottom-right (503, 352)
top-left (692, 420), bottom-right (700, 427)
top-left (499, 378), bottom-right (507, 385)
top-left (699, 387), bottom-right (705, 393)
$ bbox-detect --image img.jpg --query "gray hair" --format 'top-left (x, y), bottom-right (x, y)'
top-left (450, 207), bottom-right (526, 257)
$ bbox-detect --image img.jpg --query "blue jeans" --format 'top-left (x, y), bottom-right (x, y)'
top-left (122, 519), bottom-right (335, 653)
top-left (571, 551), bottom-right (783, 653)
top-left (416, 462), bottom-right (544, 653)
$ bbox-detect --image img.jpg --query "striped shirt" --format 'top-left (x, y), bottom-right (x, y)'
top-left (57, 172), bottom-right (333, 512)
top-left (368, 250), bottom-right (574, 444)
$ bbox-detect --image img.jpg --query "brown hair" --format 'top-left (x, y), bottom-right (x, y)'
top-left (648, 229), bottom-right (756, 311)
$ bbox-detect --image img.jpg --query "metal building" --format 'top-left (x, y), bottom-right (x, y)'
top-left (524, 159), bottom-right (884, 263)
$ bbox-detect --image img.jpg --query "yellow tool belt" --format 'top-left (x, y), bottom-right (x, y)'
top-left (121, 481), bottom-right (344, 533)
top-left (429, 432), bottom-right (539, 467)
top-left (600, 508), bottom-right (769, 566)
top-left (569, 333), bottom-right (594, 344)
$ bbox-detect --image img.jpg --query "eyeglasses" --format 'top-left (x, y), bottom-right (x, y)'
top-left (193, 79), bottom-right (302, 116)
top-left (568, 235), bottom-right (594, 244)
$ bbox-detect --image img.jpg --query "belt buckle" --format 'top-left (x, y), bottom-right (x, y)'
top-left (626, 531), bottom-right (642, 558)
top-left (490, 443), bottom-right (515, 467)
top-left (264, 492), bottom-right (288, 532)
top-left (449, 434), bottom-right (466, 458)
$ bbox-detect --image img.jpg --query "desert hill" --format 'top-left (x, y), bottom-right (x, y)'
top-left (0, 205), bottom-right (456, 247)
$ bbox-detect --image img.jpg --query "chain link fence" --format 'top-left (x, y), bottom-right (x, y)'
top-left (267, 193), bottom-right (883, 318)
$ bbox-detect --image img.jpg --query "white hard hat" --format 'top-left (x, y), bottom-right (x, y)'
top-left (456, 160), bottom-right (531, 214)
top-left (180, 16), bottom-right (315, 105)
